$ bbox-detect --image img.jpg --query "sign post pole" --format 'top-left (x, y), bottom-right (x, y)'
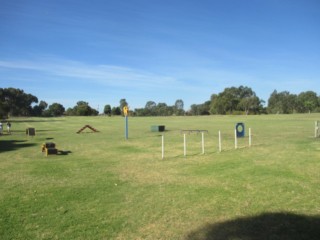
top-left (123, 106), bottom-right (129, 140)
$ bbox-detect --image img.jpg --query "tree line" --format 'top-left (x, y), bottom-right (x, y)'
top-left (1, 86), bottom-right (320, 118)
top-left (0, 88), bottom-right (98, 118)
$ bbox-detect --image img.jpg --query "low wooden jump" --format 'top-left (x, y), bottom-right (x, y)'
top-left (77, 125), bottom-right (99, 134)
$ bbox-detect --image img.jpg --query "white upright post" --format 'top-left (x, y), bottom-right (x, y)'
top-left (218, 130), bottom-right (222, 152)
top-left (201, 132), bottom-right (205, 154)
top-left (249, 128), bottom-right (252, 147)
top-left (235, 129), bottom-right (238, 149)
top-left (162, 135), bottom-right (164, 159)
top-left (184, 134), bottom-right (187, 157)
top-left (315, 121), bottom-right (319, 138)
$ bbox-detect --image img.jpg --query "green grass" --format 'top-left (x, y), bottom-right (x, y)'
top-left (1, 114), bottom-right (320, 239)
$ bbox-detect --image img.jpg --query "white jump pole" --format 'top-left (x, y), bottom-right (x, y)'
top-left (184, 134), bottom-right (186, 157)
top-left (201, 132), bottom-right (205, 154)
top-left (234, 129), bottom-right (238, 149)
top-left (161, 134), bottom-right (164, 159)
top-left (315, 121), bottom-right (319, 138)
top-left (218, 130), bottom-right (222, 152)
top-left (249, 128), bottom-right (252, 147)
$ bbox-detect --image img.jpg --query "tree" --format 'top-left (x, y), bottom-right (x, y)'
top-left (210, 93), bottom-right (228, 114)
top-left (145, 101), bottom-right (157, 116)
top-left (267, 90), bottom-right (281, 114)
top-left (103, 104), bottom-right (112, 116)
top-left (156, 103), bottom-right (172, 116)
top-left (73, 101), bottom-right (99, 116)
top-left (210, 86), bottom-right (263, 115)
top-left (0, 88), bottom-right (38, 117)
top-left (296, 91), bottom-right (319, 113)
top-left (111, 107), bottom-right (121, 115)
top-left (0, 88), bottom-right (6, 118)
top-left (238, 96), bottom-right (261, 115)
top-left (46, 103), bottom-right (65, 116)
top-left (134, 107), bottom-right (146, 116)
top-left (237, 86), bottom-right (263, 114)
top-left (91, 108), bottom-right (99, 116)
top-left (209, 94), bottom-right (217, 114)
top-left (135, 100), bottom-right (179, 116)
top-left (119, 99), bottom-right (128, 113)
top-left (145, 101), bottom-right (157, 110)
top-left (222, 87), bottom-right (240, 113)
top-left (189, 101), bottom-right (210, 115)
top-left (32, 100), bottom-right (48, 116)
top-left (39, 100), bottom-right (48, 110)
top-left (201, 101), bottom-right (211, 115)
top-left (75, 101), bottom-right (90, 116)
top-left (65, 107), bottom-right (75, 116)
top-left (70, 101), bottom-right (98, 116)
top-left (174, 99), bottom-right (185, 115)
top-left (268, 90), bottom-right (297, 114)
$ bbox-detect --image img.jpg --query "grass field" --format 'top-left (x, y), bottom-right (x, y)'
top-left (1, 114), bottom-right (320, 239)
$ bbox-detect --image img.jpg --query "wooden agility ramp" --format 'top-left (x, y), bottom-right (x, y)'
top-left (77, 125), bottom-right (99, 134)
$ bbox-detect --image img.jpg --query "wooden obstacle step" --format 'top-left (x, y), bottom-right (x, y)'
top-left (41, 142), bottom-right (58, 156)
top-left (46, 148), bottom-right (58, 156)
top-left (77, 125), bottom-right (99, 134)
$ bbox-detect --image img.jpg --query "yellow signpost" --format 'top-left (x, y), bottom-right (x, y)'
top-left (123, 106), bottom-right (128, 116)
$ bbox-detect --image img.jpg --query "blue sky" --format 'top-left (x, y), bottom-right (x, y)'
top-left (1, 0), bottom-right (319, 111)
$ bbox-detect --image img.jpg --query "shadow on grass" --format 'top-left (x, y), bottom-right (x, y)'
top-left (41, 150), bottom-right (72, 157)
top-left (9, 119), bottom-right (64, 123)
top-left (57, 150), bottom-right (72, 155)
top-left (5, 130), bottom-right (56, 134)
top-left (185, 212), bottom-right (320, 240)
top-left (0, 140), bottom-right (37, 153)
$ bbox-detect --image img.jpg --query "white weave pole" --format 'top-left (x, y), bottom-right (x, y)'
top-left (234, 129), bottom-right (238, 149)
top-left (218, 130), bottom-right (222, 152)
top-left (201, 132), bottom-right (205, 154)
top-left (249, 128), bottom-right (252, 147)
top-left (161, 134), bottom-right (164, 159)
top-left (315, 121), bottom-right (319, 138)
top-left (184, 133), bottom-right (186, 157)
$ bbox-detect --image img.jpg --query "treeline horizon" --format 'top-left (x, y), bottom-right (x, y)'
top-left (1, 86), bottom-right (320, 118)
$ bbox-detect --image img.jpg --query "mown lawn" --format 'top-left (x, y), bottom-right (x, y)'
top-left (1, 114), bottom-right (320, 239)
